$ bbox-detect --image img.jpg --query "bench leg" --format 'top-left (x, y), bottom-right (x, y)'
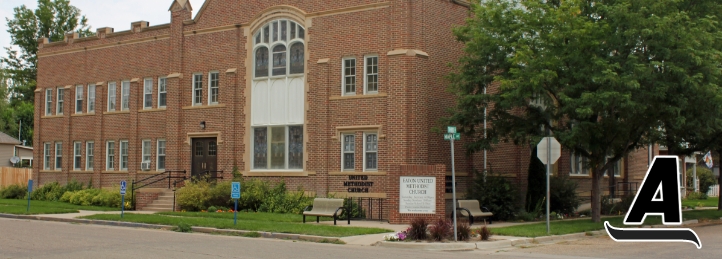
top-left (303, 215), bottom-right (306, 223)
top-left (348, 213), bottom-right (350, 225)
top-left (469, 216), bottom-right (474, 226)
top-left (317, 216), bottom-right (320, 223)
top-left (333, 215), bottom-right (337, 225)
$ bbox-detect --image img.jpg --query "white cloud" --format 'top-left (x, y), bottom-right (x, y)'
top-left (0, 0), bottom-right (204, 60)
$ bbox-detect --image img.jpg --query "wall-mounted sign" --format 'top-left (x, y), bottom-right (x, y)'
top-left (344, 175), bottom-right (374, 193)
top-left (399, 176), bottom-right (436, 214)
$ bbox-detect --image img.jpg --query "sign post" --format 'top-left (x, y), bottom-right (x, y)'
top-left (231, 182), bottom-right (241, 225)
top-left (120, 180), bottom-right (127, 218)
top-left (537, 137), bottom-right (561, 235)
top-left (26, 179), bottom-right (33, 212)
top-left (446, 126), bottom-right (461, 241)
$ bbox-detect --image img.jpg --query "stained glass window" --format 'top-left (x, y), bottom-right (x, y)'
top-left (290, 43), bottom-right (304, 74)
top-left (289, 126), bottom-right (303, 169)
top-left (255, 47), bottom-right (269, 77)
top-left (272, 45), bottom-right (287, 76)
top-left (254, 128), bottom-right (268, 169)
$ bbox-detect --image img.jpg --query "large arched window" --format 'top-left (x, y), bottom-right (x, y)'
top-left (251, 19), bottom-right (306, 171)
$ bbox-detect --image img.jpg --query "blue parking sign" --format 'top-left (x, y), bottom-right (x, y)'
top-left (231, 182), bottom-right (241, 199)
top-left (120, 180), bottom-right (127, 195)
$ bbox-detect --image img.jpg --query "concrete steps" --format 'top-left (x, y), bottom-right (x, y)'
top-left (141, 190), bottom-right (175, 212)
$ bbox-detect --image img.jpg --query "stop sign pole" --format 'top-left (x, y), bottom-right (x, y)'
top-left (537, 137), bottom-right (561, 235)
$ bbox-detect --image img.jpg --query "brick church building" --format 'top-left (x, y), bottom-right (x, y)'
top-left (33, 0), bottom-right (684, 218)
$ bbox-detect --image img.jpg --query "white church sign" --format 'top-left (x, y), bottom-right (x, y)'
top-left (399, 176), bottom-right (436, 214)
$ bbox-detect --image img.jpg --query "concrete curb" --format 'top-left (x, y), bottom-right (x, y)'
top-left (378, 241), bottom-right (477, 251)
top-left (0, 213), bottom-right (341, 243)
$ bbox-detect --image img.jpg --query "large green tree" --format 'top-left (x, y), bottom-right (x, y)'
top-left (1, 0), bottom-right (92, 145)
top-left (447, 0), bottom-right (722, 222)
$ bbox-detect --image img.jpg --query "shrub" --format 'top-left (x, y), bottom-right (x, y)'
top-left (478, 226), bottom-right (492, 241)
top-left (0, 184), bottom-right (27, 199)
top-left (339, 198), bottom-right (366, 219)
top-left (408, 218), bottom-right (428, 240)
top-left (456, 220), bottom-right (471, 241)
top-left (687, 167), bottom-right (716, 194)
top-left (429, 218), bottom-right (452, 241)
top-left (602, 194), bottom-right (635, 215)
top-left (175, 180), bottom-right (213, 211)
top-left (549, 175), bottom-right (580, 215)
top-left (173, 222), bottom-right (192, 232)
top-left (208, 206), bottom-right (218, 212)
top-left (467, 170), bottom-right (519, 221)
top-left (31, 180), bottom-right (85, 202)
top-left (60, 188), bottom-right (127, 208)
top-left (686, 192), bottom-right (708, 200)
top-left (176, 179), bottom-right (313, 213)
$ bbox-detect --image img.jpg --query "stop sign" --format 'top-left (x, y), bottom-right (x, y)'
top-left (537, 137), bottom-right (561, 165)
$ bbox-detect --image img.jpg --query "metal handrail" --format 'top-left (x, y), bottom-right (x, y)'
top-left (131, 170), bottom-right (186, 210)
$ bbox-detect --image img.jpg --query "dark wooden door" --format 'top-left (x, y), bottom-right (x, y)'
top-left (191, 138), bottom-right (218, 179)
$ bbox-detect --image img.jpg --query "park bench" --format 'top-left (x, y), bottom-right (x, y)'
top-left (455, 199), bottom-right (493, 225)
top-left (303, 198), bottom-right (349, 225)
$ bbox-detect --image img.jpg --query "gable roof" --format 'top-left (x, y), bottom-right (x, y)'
top-left (0, 132), bottom-right (21, 145)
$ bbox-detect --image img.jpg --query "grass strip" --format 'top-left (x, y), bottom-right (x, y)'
top-left (682, 197), bottom-right (719, 208)
top-left (80, 213), bottom-right (392, 237)
top-left (157, 211), bottom-right (334, 223)
top-left (0, 205), bottom-right (78, 215)
top-left (0, 199), bottom-right (119, 212)
top-left (491, 210), bottom-right (722, 237)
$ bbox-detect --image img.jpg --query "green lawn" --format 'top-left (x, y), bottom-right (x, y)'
top-left (157, 211), bottom-right (334, 222)
top-left (492, 210), bottom-right (722, 237)
top-left (80, 213), bottom-right (393, 237)
top-left (683, 197), bottom-right (719, 208)
top-left (0, 199), bottom-right (119, 215)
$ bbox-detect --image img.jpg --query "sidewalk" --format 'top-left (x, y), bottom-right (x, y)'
top-left (37, 210), bottom-right (156, 219)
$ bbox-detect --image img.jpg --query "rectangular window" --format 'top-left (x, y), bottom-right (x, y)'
top-left (120, 141), bottom-right (128, 170)
top-left (106, 141), bottom-right (115, 170)
top-left (55, 142), bottom-right (62, 169)
top-left (364, 56), bottom-right (378, 94)
top-left (88, 84), bottom-right (96, 112)
top-left (144, 78), bottom-right (153, 109)
top-left (343, 58), bottom-right (357, 95)
top-left (74, 142), bottom-right (82, 170)
top-left (86, 142), bottom-right (94, 170)
top-left (142, 140), bottom-right (151, 164)
top-left (342, 134), bottom-right (355, 171)
top-left (252, 126), bottom-right (304, 170)
top-left (193, 74), bottom-right (203, 105)
top-left (158, 78), bottom-right (167, 107)
top-left (604, 158), bottom-right (622, 177)
top-left (57, 88), bottom-right (64, 115)
top-left (44, 143), bottom-right (51, 170)
top-left (364, 133), bottom-right (378, 171)
top-left (209, 72), bottom-right (219, 104)
top-left (157, 139), bottom-right (166, 171)
top-left (570, 153), bottom-right (589, 175)
top-left (121, 81), bottom-right (130, 110)
top-left (108, 82), bottom-right (117, 111)
top-left (75, 85), bottom-right (83, 114)
top-left (45, 89), bottom-right (53, 115)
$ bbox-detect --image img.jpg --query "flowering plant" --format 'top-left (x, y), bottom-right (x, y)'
top-left (383, 230), bottom-right (408, 241)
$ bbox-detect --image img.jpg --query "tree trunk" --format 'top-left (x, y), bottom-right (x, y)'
top-left (591, 168), bottom-right (602, 223)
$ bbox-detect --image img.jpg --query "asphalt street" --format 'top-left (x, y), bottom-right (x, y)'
top-left (0, 217), bottom-right (720, 259)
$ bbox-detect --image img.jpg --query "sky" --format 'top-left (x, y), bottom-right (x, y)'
top-left (0, 0), bottom-right (204, 59)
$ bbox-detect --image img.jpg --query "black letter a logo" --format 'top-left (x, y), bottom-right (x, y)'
top-left (605, 156), bottom-right (702, 249)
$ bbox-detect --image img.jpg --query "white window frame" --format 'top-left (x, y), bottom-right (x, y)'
top-left (55, 142), bottom-right (62, 170)
top-left (208, 71), bottom-right (220, 105)
top-left (45, 89), bottom-right (53, 115)
top-left (341, 133), bottom-right (355, 171)
top-left (44, 143), bottom-right (51, 170)
top-left (158, 77), bottom-right (167, 108)
top-left (603, 157), bottom-right (622, 177)
top-left (363, 132), bottom-right (378, 172)
top-left (56, 88), bottom-right (64, 115)
top-left (121, 81), bottom-right (130, 110)
top-left (75, 85), bottom-right (83, 114)
top-left (87, 84), bottom-right (96, 113)
top-left (364, 55), bottom-right (379, 94)
top-left (73, 141), bottom-right (82, 171)
top-left (342, 58), bottom-right (357, 96)
top-left (157, 139), bottom-right (166, 171)
top-left (86, 141), bottom-right (94, 170)
top-left (142, 139), bottom-right (152, 165)
top-left (108, 82), bottom-right (117, 111)
top-left (106, 141), bottom-right (115, 170)
top-left (120, 140), bottom-right (129, 171)
top-left (143, 78), bottom-right (153, 109)
top-left (193, 73), bottom-right (203, 106)
top-left (250, 126), bottom-right (304, 171)
top-left (570, 153), bottom-right (589, 176)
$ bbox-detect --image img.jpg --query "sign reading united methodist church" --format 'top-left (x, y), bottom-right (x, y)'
top-left (399, 177), bottom-right (436, 214)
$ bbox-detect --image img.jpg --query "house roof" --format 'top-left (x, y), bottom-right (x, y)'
top-left (15, 145), bottom-right (33, 150)
top-left (0, 132), bottom-right (21, 145)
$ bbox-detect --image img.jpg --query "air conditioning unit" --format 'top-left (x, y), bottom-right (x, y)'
top-left (141, 161), bottom-right (151, 171)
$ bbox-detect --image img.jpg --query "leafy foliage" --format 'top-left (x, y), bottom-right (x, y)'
top-left (407, 217), bottom-right (429, 240)
top-left (467, 170), bottom-right (519, 221)
top-left (428, 218), bottom-right (453, 241)
top-left (176, 179), bottom-right (313, 214)
top-left (59, 187), bottom-right (128, 209)
top-left (456, 220), bottom-right (472, 241)
top-left (686, 192), bottom-right (708, 201)
top-left (549, 175), bottom-right (580, 215)
top-left (0, 184), bottom-right (27, 199)
top-left (687, 167), bottom-right (717, 194)
top-left (31, 180), bottom-right (83, 201)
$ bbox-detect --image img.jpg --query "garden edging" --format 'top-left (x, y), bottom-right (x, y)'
top-left (0, 213), bottom-right (341, 243)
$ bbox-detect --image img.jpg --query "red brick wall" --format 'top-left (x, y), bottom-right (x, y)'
top-left (387, 164), bottom-right (446, 224)
top-left (135, 191), bottom-right (162, 211)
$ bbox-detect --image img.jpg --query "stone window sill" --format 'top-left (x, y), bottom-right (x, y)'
top-left (182, 104), bottom-right (226, 110)
top-left (104, 111), bottom-right (130, 115)
top-left (243, 171), bottom-right (315, 177)
top-left (71, 113), bottom-right (95, 117)
top-left (328, 171), bottom-right (387, 176)
top-left (139, 108), bottom-right (167, 113)
top-left (329, 93), bottom-right (387, 100)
